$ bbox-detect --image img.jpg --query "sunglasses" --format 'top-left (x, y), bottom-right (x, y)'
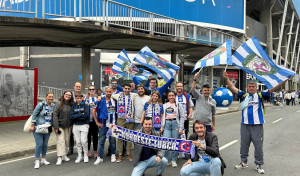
top-left (89, 89), bottom-right (95, 91)
top-left (64, 94), bottom-right (72, 96)
top-left (111, 83), bottom-right (117, 85)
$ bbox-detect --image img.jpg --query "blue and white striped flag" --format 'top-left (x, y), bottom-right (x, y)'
top-left (232, 36), bottom-right (295, 89)
top-left (192, 39), bottom-right (232, 72)
top-left (112, 49), bottom-right (151, 81)
top-left (134, 46), bottom-right (179, 81)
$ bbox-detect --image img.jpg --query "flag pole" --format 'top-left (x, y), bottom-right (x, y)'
top-left (224, 65), bottom-right (228, 72)
top-left (197, 67), bottom-right (203, 74)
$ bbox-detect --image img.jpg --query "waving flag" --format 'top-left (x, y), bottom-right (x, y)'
top-left (192, 39), bottom-right (232, 72)
top-left (232, 36), bottom-right (295, 89)
top-left (134, 46), bottom-right (179, 81)
top-left (112, 49), bottom-right (151, 81)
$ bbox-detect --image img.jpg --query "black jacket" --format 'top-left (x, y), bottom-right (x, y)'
top-left (187, 132), bottom-right (226, 175)
top-left (132, 127), bottom-right (165, 167)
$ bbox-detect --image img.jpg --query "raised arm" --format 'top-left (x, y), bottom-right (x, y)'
top-left (222, 71), bottom-right (239, 94)
top-left (191, 71), bottom-right (200, 90)
top-left (269, 76), bottom-right (293, 93)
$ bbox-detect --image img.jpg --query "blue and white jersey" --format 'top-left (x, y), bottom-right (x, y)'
top-left (86, 96), bottom-right (98, 122)
top-left (238, 91), bottom-right (270, 125)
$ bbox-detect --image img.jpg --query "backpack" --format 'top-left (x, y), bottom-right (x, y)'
top-left (243, 92), bottom-right (265, 115)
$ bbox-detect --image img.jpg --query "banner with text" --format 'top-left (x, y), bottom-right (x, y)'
top-left (111, 125), bottom-right (193, 153)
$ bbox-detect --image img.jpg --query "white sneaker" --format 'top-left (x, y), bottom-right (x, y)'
top-left (34, 160), bottom-right (40, 169)
top-left (94, 157), bottom-right (103, 165)
top-left (171, 161), bottom-right (177, 168)
top-left (84, 155), bottom-right (89, 163)
top-left (41, 158), bottom-right (50, 165)
top-left (111, 154), bottom-right (116, 163)
top-left (167, 162), bottom-right (172, 166)
top-left (75, 155), bottom-right (82, 163)
top-left (256, 165), bottom-right (265, 174)
top-left (235, 162), bottom-right (248, 169)
top-left (56, 157), bottom-right (62, 165)
top-left (63, 155), bottom-right (70, 162)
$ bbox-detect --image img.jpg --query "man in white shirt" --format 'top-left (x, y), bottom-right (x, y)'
top-left (291, 90), bottom-right (296, 105)
top-left (133, 84), bottom-right (150, 130)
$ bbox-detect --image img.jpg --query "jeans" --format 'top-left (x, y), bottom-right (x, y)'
top-left (131, 156), bottom-right (168, 176)
top-left (163, 120), bottom-right (179, 162)
top-left (98, 127), bottom-right (116, 158)
top-left (33, 131), bottom-right (51, 159)
top-left (180, 157), bottom-right (222, 176)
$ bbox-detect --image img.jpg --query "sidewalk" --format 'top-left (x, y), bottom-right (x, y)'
top-left (0, 101), bottom-right (271, 161)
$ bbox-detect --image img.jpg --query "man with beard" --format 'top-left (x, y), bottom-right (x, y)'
top-left (111, 83), bottom-right (137, 162)
top-left (191, 72), bottom-right (216, 132)
top-left (180, 120), bottom-right (225, 176)
top-left (0, 73), bottom-right (21, 117)
top-left (93, 87), bottom-right (118, 164)
top-left (133, 84), bottom-right (150, 130)
top-left (131, 117), bottom-right (167, 176)
top-left (111, 79), bottom-right (121, 94)
top-left (175, 82), bottom-right (193, 138)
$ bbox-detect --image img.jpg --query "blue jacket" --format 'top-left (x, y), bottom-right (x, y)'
top-left (96, 97), bottom-right (118, 127)
top-left (31, 100), bottom-right (55, 126)
top-left (134, 77), bottom-right (174, 99)
top-left (69, 101), bottom-right (89, 125)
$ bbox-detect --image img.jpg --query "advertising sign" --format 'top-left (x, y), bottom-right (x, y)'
top-left (0, 65), bottom-right (38, 122)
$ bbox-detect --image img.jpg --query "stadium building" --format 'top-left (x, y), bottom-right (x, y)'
top-left (0, 0), bottom-right (299, 96)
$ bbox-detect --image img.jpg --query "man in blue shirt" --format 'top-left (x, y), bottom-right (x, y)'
top-left (133, 73), bottom-right (178, 101)
top-left (223, 71), bottom-right (291, 174)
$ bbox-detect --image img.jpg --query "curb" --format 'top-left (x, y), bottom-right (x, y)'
top-left (0, 144), bottom-right (56, 161)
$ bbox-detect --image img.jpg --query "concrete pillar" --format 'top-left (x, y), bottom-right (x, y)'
top-left (208, 66), bottom-right (213, 89)
top-left (284, 12), bottom-right (295, 67)
top-left (171, 52), bottom-right (178, 90)
top-left (276, 0), bottom-right (288, 65)
top-left (260, 1), bottom-right (273, 58)
top-left (20, 46), bottom-right (29, 67)
top-left (82, 46), bottom-right (91, 94)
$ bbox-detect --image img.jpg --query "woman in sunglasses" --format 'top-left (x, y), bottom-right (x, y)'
top-left (86, 85), bottom-right (99, 158)
top-left (53, 90), bottom-right (74, 165)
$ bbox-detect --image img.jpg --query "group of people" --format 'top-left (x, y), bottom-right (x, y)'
top-left (270, 89), bottom-right (298, 106)
top-left (29, 69), bottom-right (291, 175)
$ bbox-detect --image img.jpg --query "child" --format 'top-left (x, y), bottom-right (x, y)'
top-left (70, 92), bottom-right (90, 163)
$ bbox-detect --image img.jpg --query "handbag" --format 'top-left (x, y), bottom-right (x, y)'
top-left (35, 124), bottom-right (51, 134)
top-left (24, 103), bottom-right (45, 133)
top-left (23, 115), bottom-right (33, 133)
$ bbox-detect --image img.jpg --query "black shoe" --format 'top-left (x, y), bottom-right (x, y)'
top-left (67, 150), bottom-right (73, 156)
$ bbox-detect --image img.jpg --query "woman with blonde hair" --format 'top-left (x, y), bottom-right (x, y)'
top-left (85, 85), bottom-right (99, 158)
top-left (30, 92), bottom-right (55, 169)
top-left (141, 90), bottom-right (163, 132)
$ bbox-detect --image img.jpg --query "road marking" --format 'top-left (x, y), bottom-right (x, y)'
top-left (219, 140), bottom-right (238, 151)
top-left (0, 151), bottom-right (56, 165)
top-left (272, 118), bottom-right (283, 124)
top-left (296, 110), bottom-right (300, 112)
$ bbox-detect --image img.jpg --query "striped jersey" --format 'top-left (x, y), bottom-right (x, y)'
top-left (238, 91), bottom-right (270, 125)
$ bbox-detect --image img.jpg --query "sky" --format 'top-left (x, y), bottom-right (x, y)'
top-left (293, 0), bottom-right (300, 16)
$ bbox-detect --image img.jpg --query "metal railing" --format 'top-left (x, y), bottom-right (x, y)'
top-left (0, 0), bottom-right (243, 49)
top-left (38, 85), bottom-right (66, 100)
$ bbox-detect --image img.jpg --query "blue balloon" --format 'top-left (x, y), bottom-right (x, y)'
top-left (211, 88), bottom-right (233, 107)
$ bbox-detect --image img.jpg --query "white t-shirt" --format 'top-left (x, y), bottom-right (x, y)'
top-left (133, 95), bottom-right (150, 123)
top-left (197, 139), bottom-right (211, 162)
